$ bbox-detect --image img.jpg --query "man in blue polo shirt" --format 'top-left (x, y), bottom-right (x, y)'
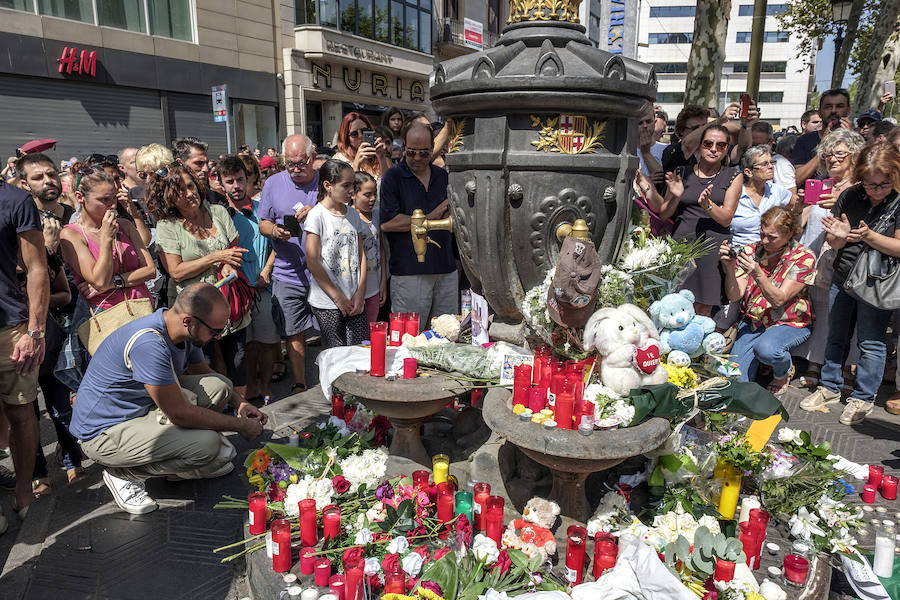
top-left (380, 124), bottom-right (458, 331)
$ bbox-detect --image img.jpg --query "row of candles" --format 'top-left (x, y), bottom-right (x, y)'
top-left (864, 464), bottom-right (899, 502)
top-left (369, 313), bottom-right (421, 377)
top-left (511, 350), bottom-right (593, 431)
top-left (733, 500), bottom-right (811, 587)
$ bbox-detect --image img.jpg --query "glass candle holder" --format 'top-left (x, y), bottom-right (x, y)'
top-left (298, 498), bottom-right (318, 546)
top-left (331, 392), bottom-right (345, 419)
top-left (405, 312), bottom-right (420, 337)
top-left (314, 557), bottom-right (332, 586)
top-left (782, 554), bottom-right (809, 587)
top-left (344, 564), bottom-right (363, 600)
top-left (455, 491), bottom-right (474, 525)
top-left (369, 321), bottom-right (388, 376)
top-left (485, 496), bottom-right (505, 544)
top-left (554, 391), bottom-right (574, 430)
top-left (870, 464), bottom-right (886, 490)
top-left (403, 357), bottom-right (418, 379)
top-left (322, 504), bottom-right (341, 540)
top-left (248, 491), bottom-right (267, 535)
top-left (328, 574), bottom-right (346, 600)
top-left (713, 558), bottom-right (736, 582)
top-left (473, 482), bottom-right (491, 531)
top-left (437, 490), bottom-right (455, 523)
top-left (565, 525), bottom-right (588, 585)
top-left (738, 522), bottom-right (760, 567)
top-left (432, 454), bottom-right (450, 484)
top-left (389, 313), bottom-right (404, 346)
top-left (882, 475), bottom-right (898, 500)
top-left (383, 570), bottom-right (405, 594)
top-left (271, 518), bottom-right (292, 573)
top-left (592, 539), bottom-right (617, 579)
top-left (863, 484), bottom-right (878, 503)
top-left (300, 546), bottom-right (317, 575)
top-left (716, 461), bottom-right (743, 520)
top-left (528, 386), bottom-right (546, 413)
top-left (412, 469), bottom-right (430, 488)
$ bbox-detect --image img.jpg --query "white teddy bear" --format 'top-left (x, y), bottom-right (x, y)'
top-left (583, 304), bottom-right (670, 396)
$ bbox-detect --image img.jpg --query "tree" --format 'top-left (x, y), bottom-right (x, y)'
top-left (851, 3), bottom-right (900, 113)
top-left (830, 0), bottom-right (866, 89)
top-left (684, 0), bottom-right (732, 107)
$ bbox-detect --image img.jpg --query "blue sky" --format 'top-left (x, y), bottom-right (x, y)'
top-left (815, 34), bottom-right (856, 91)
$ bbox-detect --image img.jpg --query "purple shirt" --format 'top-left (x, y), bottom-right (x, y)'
top-left (259, 170), bottom-right (319, 285)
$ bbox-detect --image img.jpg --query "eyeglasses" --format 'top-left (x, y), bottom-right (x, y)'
top-left (752, 161), bottom-right (774, 169)
top-left (138, 164), bottom-right (177, 180)
top-left (192, 314), bottom-right (228, 338)
top-left (823, 150), bottom-right (849, 161)
top-left (286, 159), bottom-right (311, 169)
top-left (405, 149), bottom-right (431, 158)
top-left (88, 153), bottom-right (118, 165)
top-left (702, 140), bottom-right (729, 151)
top-left (75, 165), bottom-right (105, 190)
top-left (862, 181), bottom-right (893, 191)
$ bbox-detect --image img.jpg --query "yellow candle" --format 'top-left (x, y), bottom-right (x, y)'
top-left (716, 462), bottom-right (742, 520)
top-left (432, 454), bottom-right (449, 484)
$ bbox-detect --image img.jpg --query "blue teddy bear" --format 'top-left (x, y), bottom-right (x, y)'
top-left (649, 290), bottom-right (717, 357)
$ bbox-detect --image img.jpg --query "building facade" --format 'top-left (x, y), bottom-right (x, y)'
top-left (0, 0), bottom-right (283, 159)
top-left (635, 0), bottom-right (815, 130)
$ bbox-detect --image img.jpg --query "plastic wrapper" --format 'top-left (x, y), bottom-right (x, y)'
top-left (406, 342), bottom-right (529, 380)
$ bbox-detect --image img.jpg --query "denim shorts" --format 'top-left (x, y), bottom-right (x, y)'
top-left (272, 278), bottom-right (314, 337)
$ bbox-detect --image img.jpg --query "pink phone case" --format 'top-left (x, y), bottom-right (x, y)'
top-left (804, 179), bottom-right (823, 205)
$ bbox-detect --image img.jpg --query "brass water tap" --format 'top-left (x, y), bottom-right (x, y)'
top-left (555, 218), bottom-right (591, 242)
top-left (411, 208), bottom-right (454, 262)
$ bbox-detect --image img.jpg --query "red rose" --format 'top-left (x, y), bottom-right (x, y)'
top-left (406, 577), bottom-right (418, 592)
top-left (412, 545), bottom-right (430, 562)
top-left (367, 573), bottom-right (383, 592)
top-left (266, 482), bottom-right (286, 502)
top-left (493, 549), bottom-right (512, 575)
top-left (434, 547), bottom-right (452, 561)
top-left (332, 475), bottom-right (351, 494)
top-left (381, 553), bottom-right (401, 574)
top-left (342, 546), bottom-right (365, 568)
top-left (455, 513), bottom-right (473, 548)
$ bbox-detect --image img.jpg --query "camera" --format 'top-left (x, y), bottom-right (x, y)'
top-left (726, 242), bottom-right (744, 259)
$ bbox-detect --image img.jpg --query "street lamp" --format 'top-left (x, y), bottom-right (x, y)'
top-left (830, 0), bottom-right (852, 81)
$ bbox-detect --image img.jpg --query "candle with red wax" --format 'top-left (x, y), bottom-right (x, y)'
top-left (389, 313), bottom-right (404, 346)
top-left (870, 464), bottom-right (885, 489)
top-left (412, 470), bottom-right (430, 488)
top-left (863, 484), bottom-right (877, 503)
top-left (528, 386), bottom-right (545, 413)
top-left (315, 557), bottom-right (332, 586)
top-left (555, 391), bottom-right (575, 430)
top-left (329, 574), bottom-right (346, 600)
top-left (403, 358), bottom-right (418, 379)
top-left (882, 475), bottom-right (898, 500)
top-left (738, 522), bottom-right (760, 566)
top-left (473, 482), bottom-right (491, 531)
top-left (540, 362), bottom-right (551, 399)
top-left (713, 558), bottom-right (736, 582)
top-left (748, 508), bottom-right (769, 569)
top-left (270, 518), bottom-right (292, 573)
top-left (592, 539), bottom-right (618, 579)
top-left (322, 504), bottom-right (341, 540)
top-left (331, 393), bottom-right (345, 419)
top-left (437, 490), bottom-right (455, 523)
top-left (485, 496), bottom-right (505, 544)
top-left (384, 570), bottom-right (405, 594)
top-left (783, 554), bottom-right (809, 585)
top-left (565, 525), bottom-right (588, 585)
top-left (405, 312), bottom-right (420, 337)
top-left (549, 371), bottom-right (566, 408)
top-left (248, 491), bottom-right (267, 535)
top-left (344, 564), bottom-right (363, 600)
top-left (299, 498), bottom-right (318, 546)
top-left (300, 546), bottom-right (316, 575)
top-left (369, 321), bottom-right (387, 377)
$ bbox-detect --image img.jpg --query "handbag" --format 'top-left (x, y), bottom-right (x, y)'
top-left (77, 239), bottom-right (154, 355)
top-left (217, 265), bottom-right (256, 334)
top-left (842, 193), bottom-right (900, 309)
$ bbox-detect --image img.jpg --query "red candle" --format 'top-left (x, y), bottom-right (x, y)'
top-left (540, 363), bottom-right (551, 399)
top-left (592, 539), bottom-right (618, 579)
top-left (329, 574), bottom-right (346, 600)
top-left (405, 312), bottom-right (420, 337)
top-left (270, 518), bottom-right (292, 573)
top-left (412, 470), bottom-right (430, 488)
top-left (528, 386), bottom-right (545, 413)
top-left (783, 554), bottom-right (809, 585)
top-left (748, 509), bottom-right (769, 569)
top-left (513, 382), bottom-right (529, 408)
top-left (389, 313), bottom-right (404, 346)
top-left (300, 546), bottom-right (316, 575)
top-left (369, 321), bottom-right (387, 377)
top-left (485, 496), bottom-right (504, 544)
top-left (384, 570), bottom-right (405, 594)
top-left (616, 483), bottom-right (633, 504)
top-left (549, 372), bottom-right (566, 408)
top-left (299, 498), bottom-right (318, 546)
top-left (565, 525), bottom-right (588, 585)
top-left (738, 522), bottom-right (760, 567)
top-left (863, 483), bottom-right (877, 503)
top-left (437, 490), bottom-right (455, 523)
top-left (713, 558), bottom-right (736, 582)
top-left (331, 392), bottom-right (345, 419)
top-left (322, 504), bottom-right (341, 540)
top-left (555, 391), bottom-right (574, 430)
top-left (882, 475), bottom-right (898, 500)
top-left (473, 482), bottom-right (491, 531)
top-left (315, 557), bottom-right (332, 586)
top-left (345, 564), bottom-right (363, 600)
top-left (533, 352), bottom-right (546, 386)
top-left (403, 357), bottom-right (418, 379)
top-left (248, 491), bottom-right (267, 535)
top-left (870, 464), bottom-right (885, 489)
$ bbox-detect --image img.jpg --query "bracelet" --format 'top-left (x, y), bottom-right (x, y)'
top-left (641, 186), bottom-right (651, 194)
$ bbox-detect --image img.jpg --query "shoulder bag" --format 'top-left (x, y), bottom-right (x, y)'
top-left (842, 193), bottom-right (900, 310)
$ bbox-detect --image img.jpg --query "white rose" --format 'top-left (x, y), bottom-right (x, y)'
top-left (759, 579), bottom-right (787, 600)
top-left (472, 534), bottom-right (500, 564)
top-left (401, 552), bottom-right (424, 577)
top-left (386, 536), bottom-right (409, 555)
top-left (697, 515), bottom-right (721, 536)
top-left (777, 428), bottom-right (803, 445)
top-left (478, 590), bottom-right (510, 600)
top-left (354, 528), bottom-right (374, 545)
top-left (651, 513), bottom-right (679, 544)
top-left (364, 557), bottom-right (381, 575)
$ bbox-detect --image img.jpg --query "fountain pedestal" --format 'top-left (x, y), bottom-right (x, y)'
top-left (333, 372), bottom-right (458, 466)
top-left (482, 388), bottom-right (669, 521)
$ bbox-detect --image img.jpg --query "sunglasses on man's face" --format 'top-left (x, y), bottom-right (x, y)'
top-left (702, 140), bottom-right (728, 151)
top-left (405, 149), bottom-right (430, 158)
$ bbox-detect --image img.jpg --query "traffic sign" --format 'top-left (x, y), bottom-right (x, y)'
top-left (212, 84), bottom-right (229, 123)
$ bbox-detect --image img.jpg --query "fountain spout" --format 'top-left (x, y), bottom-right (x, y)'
top-left (411, 208), bottom-right (454, 262)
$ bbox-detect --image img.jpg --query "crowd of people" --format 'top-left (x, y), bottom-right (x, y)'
top-left (1, 90), bottom-right (898, 525)
top-left (0, 106), bottom-right (458, 521)
top-left (637, 88), bottom-right (900, 429)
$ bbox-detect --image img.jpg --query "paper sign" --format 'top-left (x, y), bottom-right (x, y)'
top-left (745, 414), bottom-right (782, 452)
top-left (500, 354), bottom-right (534, 385)
top-left (470, 291), bottom-right (490, 346)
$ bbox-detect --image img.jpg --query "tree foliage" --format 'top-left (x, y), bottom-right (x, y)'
top-left (777, 0), bottom-right (878, 71)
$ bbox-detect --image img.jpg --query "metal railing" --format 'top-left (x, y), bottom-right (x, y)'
top-left (435, 17), bottom-right (500, 49)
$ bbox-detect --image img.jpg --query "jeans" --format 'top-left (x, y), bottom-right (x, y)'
top-left (821, 279), bottom-right (893, 403)
top-left (732, 319), bottom-right (810, 382)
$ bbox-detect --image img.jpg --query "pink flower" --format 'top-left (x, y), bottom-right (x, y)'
top-left (434, 547), bottom-right (452, 561)
top-left (415, 490), bottom-right (431, 507)
top-left (332, 475), bottom-right (350, 494)
top-left (412, 545), bottom-right (430, 562)
top-left (420, 581), bottom-right (443, 596)
top-left (455, 514), bottom-right (473, 548)
top-left (493, 550), bottom-right (511, 575)
top-left (342, 546), bottom-right (365, 568)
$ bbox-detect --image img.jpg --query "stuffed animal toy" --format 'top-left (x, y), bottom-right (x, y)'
top-left (501, 497), bottom-right (560, 562)
top-left (649, 290), bottom-right (717, 357)
top-left (582, 303), bottom-right (669, 396)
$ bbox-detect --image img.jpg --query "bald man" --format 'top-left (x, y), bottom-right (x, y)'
top-left (70, 283), bottom-right (266, 514)
top-left (259, 134), bottom-right (318, 394)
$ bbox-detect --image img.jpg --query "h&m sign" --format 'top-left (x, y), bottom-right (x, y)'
top-left (57, 46), bottom-right (97, 77)
top-left (310, 62), bottom-right (426, 103)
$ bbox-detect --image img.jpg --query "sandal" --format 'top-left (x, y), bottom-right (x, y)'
top-left (270, 361), bottom-right (287, 383)
top-left (767, 377), bottom-right (790, 396)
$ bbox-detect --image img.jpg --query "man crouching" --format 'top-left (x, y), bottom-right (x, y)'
top-left (70, 282), bottom-right (267, 514)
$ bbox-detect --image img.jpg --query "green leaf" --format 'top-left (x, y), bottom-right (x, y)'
top-left (659, 454), bottom-right (684, 473)
top-left (264, 442), bottom-right (312, 471)
top-left (649, 466), bottom-right (665, 487)
top-left (527, 553), bottom-right (543, 572)
top-left (508, 549), bottom-right (530, 571)
top-left (420, 554), bottom-right (459, 600)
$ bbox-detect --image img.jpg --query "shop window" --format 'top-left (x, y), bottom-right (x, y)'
top-left (235, 103), bottom-right (278, 156)
top-left (98, 0), bottom-right (147, 33)
top-left (375, 0), bottom-right (389, 41)
top-left (38, 0), bottom-right (94, 23)
top-left (148, 0), bottom-right (192, 41)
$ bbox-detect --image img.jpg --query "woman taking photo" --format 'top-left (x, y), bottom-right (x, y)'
top-left (800, 142), bottom-right (900, 425)
top-left (334, 112), bottom-right (390, 179)
top-left (792, 129), bottom-right (866, 389)
top-left (720, 206), bottom-right (816, 395)
top-left (643, 124), bottom-right (742, 315)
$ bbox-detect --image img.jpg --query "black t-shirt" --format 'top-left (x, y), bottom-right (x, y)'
top-left (790, 131), bottom-right (821, 166)
top-left (207, 188), bottom-right (228, 207)
top-left (0, 181), bottom-right (42, 327)
top-left (661, 139), bottom-right (695, 174)
top-left (832, 186), bottom-right (900, 280)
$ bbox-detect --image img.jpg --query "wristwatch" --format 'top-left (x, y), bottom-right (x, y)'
top-left (27, 330), bottom-right (44, 340)
top-left (114, 275), bottom-right (125, 288)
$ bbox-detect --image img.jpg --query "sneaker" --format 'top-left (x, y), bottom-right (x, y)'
top-left (102, 470), bottom-right (157, 515)
top-left (0, 466), bottom-right (15, 491)
top-left (886, 390), bottom-right (900, 415)
top-left (840, 398), bottom-right (874, 425)
top-left (800, 386), bottom-right (841, 411)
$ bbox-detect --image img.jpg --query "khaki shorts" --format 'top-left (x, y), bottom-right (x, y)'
top-left (0, 324), bottom-right (38, 405)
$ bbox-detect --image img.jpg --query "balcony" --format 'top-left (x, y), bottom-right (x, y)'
top-left (434, 17), bottom-right (500, 58)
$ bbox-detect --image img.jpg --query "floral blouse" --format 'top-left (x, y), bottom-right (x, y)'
top-left (740, 241), bottom-right (817, 329)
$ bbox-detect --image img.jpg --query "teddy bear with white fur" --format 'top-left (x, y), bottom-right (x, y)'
top-left (501, 497), bottom-right (560, 562)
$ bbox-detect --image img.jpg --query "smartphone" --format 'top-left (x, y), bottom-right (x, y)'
top-left (740, 94), bottom-right (751, 119)
top-left (804, 179), bottom-right (823, 205)
top-left (362, 130), bottom-right (375, 146)
top-left (283, 214), bottom-right (301, 238)
top-left (886, 81), bottom-right (896, 96)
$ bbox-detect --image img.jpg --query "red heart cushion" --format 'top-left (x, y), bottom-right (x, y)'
top-left (633, 343), bottom-right (660, 374)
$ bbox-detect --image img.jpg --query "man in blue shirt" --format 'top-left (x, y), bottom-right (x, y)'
top-left (380, 124), bottom-right (458, 332)
top-left (790, 89), bottom-right (852, 186)
top-left (70, 283), bottom-right (266, 514)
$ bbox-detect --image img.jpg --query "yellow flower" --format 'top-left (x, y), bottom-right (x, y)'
top-left (289, 474), bottom-right (298, 483)
top-left (248, 474), bottom-right (265, 489)
top-left (418, 589), bottom-right (444, 600)
top-left (745, 594), bottom-right (766, 600)
top-left (662, 363), bottom-right (698, 389)
top-left (381, 595), bottom-right (416, 600)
